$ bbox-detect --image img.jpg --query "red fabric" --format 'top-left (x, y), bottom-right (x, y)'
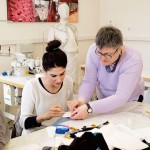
top-left (7, 0), bottom-right (35, 22)
top-left (47, 1), bottom-right (57, 22)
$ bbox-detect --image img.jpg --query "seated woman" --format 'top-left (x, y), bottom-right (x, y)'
top-left (0, 109), bottom-right (10, 149)
top-left (20, 40), bottom-right (73, 135)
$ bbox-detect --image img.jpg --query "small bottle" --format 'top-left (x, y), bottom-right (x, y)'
top-left (8, 47), bottom-right (10, 56)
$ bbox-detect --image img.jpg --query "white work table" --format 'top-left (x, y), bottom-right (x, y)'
top-left (4, 102), bottom-right (150, 150)
top-left (0, 75), bottom-right (35, 120)
top-left (0, 75), bottom-right (35, 89)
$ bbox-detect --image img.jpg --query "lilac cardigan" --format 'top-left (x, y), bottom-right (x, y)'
top-left (78, 44), bottom-right (144, 113)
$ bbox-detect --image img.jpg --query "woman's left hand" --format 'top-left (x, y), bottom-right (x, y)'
top-left (36, 105), bottom-right (65, 123)
top-left (70, 104), bottom-right (88, 120)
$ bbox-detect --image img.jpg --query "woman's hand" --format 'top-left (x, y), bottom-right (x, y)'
top-left (36, 105), bottom-right (65, 123)
top-left (70, 104), bottom-right (88, 120)
top-left (67, 100), bottom-right (85, 112)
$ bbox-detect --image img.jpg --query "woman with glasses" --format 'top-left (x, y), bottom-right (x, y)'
top-left (20, 40), bottom-right (73, 135)
top-left (68, 26), bottom-right (144, 119)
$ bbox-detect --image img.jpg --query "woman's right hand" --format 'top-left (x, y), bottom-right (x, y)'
top-left (36, 105), bottom-right (65, 123)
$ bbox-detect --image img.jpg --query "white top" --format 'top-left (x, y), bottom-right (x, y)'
top-left (20, 76), bottom-right (73, 134)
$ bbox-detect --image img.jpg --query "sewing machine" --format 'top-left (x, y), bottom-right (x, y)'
top-left (11, 52), bottom-right (42, 76)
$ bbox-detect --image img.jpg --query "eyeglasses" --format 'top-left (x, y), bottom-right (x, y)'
top-left (95, 47), bottom-right (119, 59)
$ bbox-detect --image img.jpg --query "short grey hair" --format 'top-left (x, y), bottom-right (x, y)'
top-left (95, 26), bottom-right (123, 49)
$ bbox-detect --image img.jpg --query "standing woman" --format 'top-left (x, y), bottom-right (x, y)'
top-left (48, 3), bottom-right (78, 83)
top-left (20, 40), bottom-right (73, 135)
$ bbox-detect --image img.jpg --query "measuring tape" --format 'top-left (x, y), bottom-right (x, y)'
top-left (53, 124), bottom-right (69, 134)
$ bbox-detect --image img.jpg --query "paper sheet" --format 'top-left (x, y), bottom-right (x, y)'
top-left (62, 111), bottom-right (71, 118)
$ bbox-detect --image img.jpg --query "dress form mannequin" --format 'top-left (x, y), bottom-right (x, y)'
top-left (48, 3), bottom-right (78, 83)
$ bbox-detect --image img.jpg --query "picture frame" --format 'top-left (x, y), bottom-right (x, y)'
top-left (7, 0), bottom-right (78, 22)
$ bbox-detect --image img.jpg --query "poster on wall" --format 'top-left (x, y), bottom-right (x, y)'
top-left (7, 0), bottom-right (78, 23)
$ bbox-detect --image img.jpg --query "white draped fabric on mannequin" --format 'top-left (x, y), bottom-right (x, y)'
top-left (48, 3), bottom-right (78, 84)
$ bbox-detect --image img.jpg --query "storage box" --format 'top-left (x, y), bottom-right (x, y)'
top-left (3, 84), bottom-right (15, 106)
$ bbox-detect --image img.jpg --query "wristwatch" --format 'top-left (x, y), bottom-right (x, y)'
top-left (86, 103), bottom-right (93, 114)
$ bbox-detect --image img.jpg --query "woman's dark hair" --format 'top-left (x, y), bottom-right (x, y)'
top-left (95, 26), bottom-right (123, 49)
top-left (42, 40), bottom-right (67, 72)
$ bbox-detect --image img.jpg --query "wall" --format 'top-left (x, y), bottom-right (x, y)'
top-left (124, 40), bottom-right (150, 71)
top-left (100, 0), bottom-right (150, 71)
top-left (100, 0), bottom-right (150, 37)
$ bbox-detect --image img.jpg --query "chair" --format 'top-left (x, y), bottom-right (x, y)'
top-left (11, 107), bottom-right (23, 138)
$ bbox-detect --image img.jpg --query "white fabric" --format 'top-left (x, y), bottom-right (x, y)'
top-left (48, 26), bottom-right (78, 53)
top-left (61, 27), bottom-right (78, 53)
top-left (99, 124), bottom-right (148, 150)
top-left (20, 76), bottom-right (73, 135)
top-left (135, 127), bottom-right (150, 142)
